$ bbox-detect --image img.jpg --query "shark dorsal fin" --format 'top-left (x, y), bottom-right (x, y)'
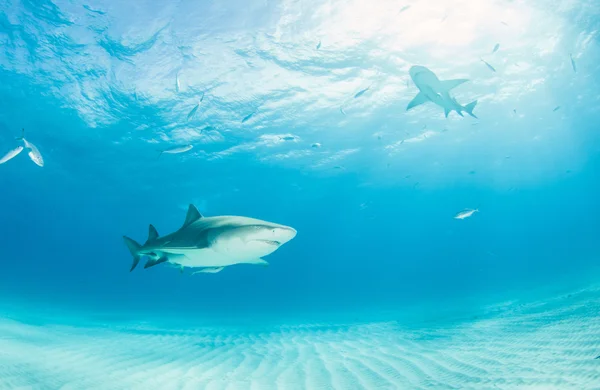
top-left (147, 224), bottom-right (159, 242)
top-left (182, 204), bottom-right (203, 228)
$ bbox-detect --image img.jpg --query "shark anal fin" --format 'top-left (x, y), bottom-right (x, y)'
top-left (441, 78), bottom-right (468, 91)
top-left (192, 267), bottom-right (224, 275)
top-left (144, 256), bottom-right (169, 269)
top-left (406, 92), bottom-right (428, 111)
top-left (182, 204), bottom-right (203, 228)
top-left (147, 224), bottom-right (159, 243)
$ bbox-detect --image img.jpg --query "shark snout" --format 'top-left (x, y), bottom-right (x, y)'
top-left (269, 226), bottom-right (297, 245)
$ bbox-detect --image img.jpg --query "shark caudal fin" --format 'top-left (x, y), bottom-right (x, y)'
top-left (464, 100), bottom-right (478, 118)
top-left (123, 236), bottom-right (142, 272)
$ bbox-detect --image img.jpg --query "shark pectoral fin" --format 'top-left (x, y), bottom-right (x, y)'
top-left (251, 258), bottom-right (269, 267)
top-left (406, 92), bottom-right (427, 111)
top-left (441, 78), bottom-right (468, 91)
top-left (444, 107), bottom-right (451, 118)
top-left (191, 267), bottom-right (225, 275)
top-left (144, 255), bottom-right (169, 269)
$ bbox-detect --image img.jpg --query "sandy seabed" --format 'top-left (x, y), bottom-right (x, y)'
top-left (0, 287), bottom-right (599, 390)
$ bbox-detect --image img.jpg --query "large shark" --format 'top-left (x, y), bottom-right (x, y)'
top-left (407, 65), bottom-right (478, 118)
top-left (123, 204), bottom-right (297, 273)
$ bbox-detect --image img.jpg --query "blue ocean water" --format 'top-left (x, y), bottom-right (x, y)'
top-left (1, 0), bottom-right (600, 388)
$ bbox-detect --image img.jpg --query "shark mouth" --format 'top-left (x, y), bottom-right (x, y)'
top-left (254, 240), bottom-right (281, 246)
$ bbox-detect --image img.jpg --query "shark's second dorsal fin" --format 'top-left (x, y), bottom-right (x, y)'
top-left (147, 224), bottom-right (159, 242)
top-left (182, 204), bottom-right (203, 228)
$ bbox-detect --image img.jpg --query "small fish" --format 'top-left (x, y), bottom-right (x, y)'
top-left (192, 267), bottom-right (224, 275)
top-left (553, 106), bottom-right (561, 112)
top-left (200, 91), bottom-right (205, 103)
top-left (176, 73), bottom-right (180, 93)
top-left (500, 21), bottom-right (508, 26)
top-left (513, 109), bottom-right (517, 114)
top-left (280, 136), bottom-right (295, 141)
top-left (340, 107), bottom-right (346, 115)
top-left (595, 355), bottom-right (600, 360)
top-left (399, 5), bottom-right (411, 13)
top-left (469, 170), bottom-right (476, 175)
top-left (23, 139), bottom-right (44, 167)
top-left (454, 209), bottom-right (479, 220)
top-left (492, 43), bottom-right (500, 53)
top-left (311, 143), bottom-right (321, 148)
top-left (570, 54), bottom-right (577, 73)
top-left (354, 86), bottom-right (370, 99)
top-left (480, 58), bottom-right (496, 72)
top-left (157, 144), bottom-right (193, 159)
top-left (0, 146), bottom-right (23, 165)
top-left (316, 40), bottom-right (321, 50)
top-left (187, 103), bottom-right (200, 121)
top-left (454, 209), bottom-right (479, 219)
top-left (242, 112), bottom-right (255, 123)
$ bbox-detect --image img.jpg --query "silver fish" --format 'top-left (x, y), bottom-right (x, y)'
top-left (492, 43), bottom-right (500, 53)
top-left (480, 58), bottom-right (496, 72)
top-left (187, 103), bottom-right (200, 121)
top-left (23, 139), bottom-right (44, 167)
top-left (354, 86), bottom-right (370, 99)
top-left (454, 208), bottom-right (479, 220)
top-left (242, 112), bottom-right (255, 123)
top-left (0, 146), bottom-right (23, 165)
top-left (158, 144), bottom-right (193, 158)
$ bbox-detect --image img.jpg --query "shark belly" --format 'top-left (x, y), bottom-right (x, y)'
top-left (160, 248), bottom-right (239, 267)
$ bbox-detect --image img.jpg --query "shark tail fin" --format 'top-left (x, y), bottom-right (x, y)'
top-left (123, 236), bottom-right (142, 272)
top-left (464, 100), bottom-right (478, 118)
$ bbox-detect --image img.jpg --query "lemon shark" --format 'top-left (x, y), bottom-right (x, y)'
top-left (123, 204), bottom-right (297, 273)
top-left (407, 65), bottom-right (478, 118)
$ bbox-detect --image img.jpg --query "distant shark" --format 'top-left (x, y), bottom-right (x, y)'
top-left (407, 65), bottom-right (477, 118)
top-left (123, 204), bottom-right (297, 274)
